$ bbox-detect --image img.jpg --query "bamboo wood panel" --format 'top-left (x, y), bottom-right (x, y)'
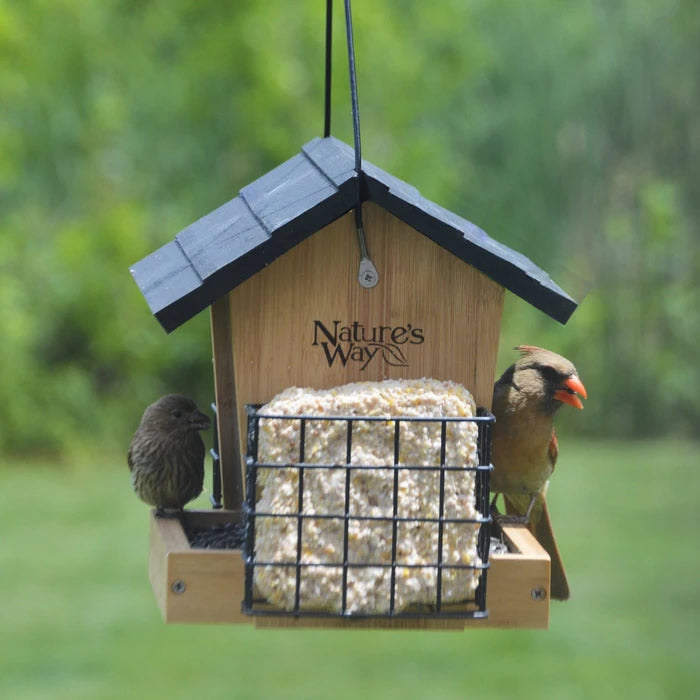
top-left (148, 512), bottom-right (549, 628)
top-left (218, 203), bottom-right (504, 488)
top-left (210, 295), bottom-right (243, 509)
top-left (148, 510), bottom-right (245, 624)
top-left (481, 524), bottom-right (551, 629)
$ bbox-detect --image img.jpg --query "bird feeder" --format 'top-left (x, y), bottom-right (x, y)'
top-left (129, 6), bottom-right (579, 630)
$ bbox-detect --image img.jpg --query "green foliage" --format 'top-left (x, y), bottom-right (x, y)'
top-left (1, 440), bottom-right (699, 698)
top-left (1, 0), bottom-right (698, 453)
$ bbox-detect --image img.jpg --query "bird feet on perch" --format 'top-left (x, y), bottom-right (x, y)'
top-left (490, 493), bottom-right (537, 525)
top-left (493, 512), bottom-right (530, 526)
top-left (154, 507), bottom-right (183, 519)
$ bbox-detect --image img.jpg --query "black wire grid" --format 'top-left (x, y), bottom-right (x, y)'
top-left (242, 405), bottom-right (494, 619)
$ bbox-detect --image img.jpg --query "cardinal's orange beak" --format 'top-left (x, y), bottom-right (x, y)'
top-left (554, 375), bottom-right (587, 409)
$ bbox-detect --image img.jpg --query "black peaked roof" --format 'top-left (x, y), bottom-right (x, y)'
top-left (130, 136), bottom-right (577, 332)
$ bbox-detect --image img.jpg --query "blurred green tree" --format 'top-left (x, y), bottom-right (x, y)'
top-left (0, 0), bottom-right (697, 455)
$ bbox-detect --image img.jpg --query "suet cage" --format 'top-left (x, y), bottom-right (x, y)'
top-left (242, 407), bottom-right (494, 620)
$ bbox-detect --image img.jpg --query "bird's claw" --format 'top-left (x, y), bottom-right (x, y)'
top-left (155, 507), bottom-right (183, 519)
top-left (493, 512), bottom-right (530, 526)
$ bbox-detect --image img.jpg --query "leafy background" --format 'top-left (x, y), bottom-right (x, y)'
top-left (1, 1), bottom-right (698, 697)
top-left (2, 0), bottom-right (698, 455)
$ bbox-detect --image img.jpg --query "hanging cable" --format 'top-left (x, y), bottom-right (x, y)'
top-left (343, 0), bottom-right (378, 288)
top-left (344, 0), bottom-right (362, 228)
top-left (323, 0), bottom-right (332, 137)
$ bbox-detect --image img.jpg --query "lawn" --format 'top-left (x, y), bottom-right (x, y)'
top-left (1, 439), bottom-right (698, 699)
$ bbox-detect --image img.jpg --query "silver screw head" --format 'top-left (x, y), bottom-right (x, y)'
top-left (171, 580), bottom-right (186, 594)
top-left (531, 586), bottom-right (547, 601)
top-left (358, 258), bottom-right (379, 288)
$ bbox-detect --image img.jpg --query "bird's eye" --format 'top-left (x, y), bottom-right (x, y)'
top-left (172, 410), bottom-right (183, 419)
top-left (539, 366), bottom-right (560, 383)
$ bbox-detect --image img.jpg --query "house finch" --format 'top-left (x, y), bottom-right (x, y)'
top-left (491, 345), bottom-right (587, 600)
top-left (128, 394), bottom-right (210, 514)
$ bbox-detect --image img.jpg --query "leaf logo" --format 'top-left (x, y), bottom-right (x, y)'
top-left (367, 343), bottom-right (409, 367)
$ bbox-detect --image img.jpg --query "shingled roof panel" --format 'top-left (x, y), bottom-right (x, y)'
top-left (131, 136), bottom-right (578, 332)
top-left (175, 196), bottom-right (267, 281)
top-left (240, 152), bottom-right (338, 232)
top-left (301, 137), bottom-right (358, 187)
top-left (130, 240), bottom-right (201, 316)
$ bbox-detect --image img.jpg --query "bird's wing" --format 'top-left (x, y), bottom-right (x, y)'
top-left (548, 427), bottom-right (559, 473)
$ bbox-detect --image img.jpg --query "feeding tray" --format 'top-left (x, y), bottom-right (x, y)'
top-left (148, 509), bottom-right (551, 629)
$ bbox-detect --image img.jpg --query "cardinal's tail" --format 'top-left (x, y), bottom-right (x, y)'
top-left (504, 493), bottom-right (570, 601)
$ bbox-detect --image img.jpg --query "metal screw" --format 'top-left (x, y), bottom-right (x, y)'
top-left (531, 586), bottom-right (547, 601)
top-left (171, 580), bottom-right (186, 594)
top-left (358, 257), bottom-right (379, 288)
top-left (356, 225), bottom-right (379, 289)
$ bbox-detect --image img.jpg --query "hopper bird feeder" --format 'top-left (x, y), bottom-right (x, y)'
top-left (130, 3), bottom-right (578, 630)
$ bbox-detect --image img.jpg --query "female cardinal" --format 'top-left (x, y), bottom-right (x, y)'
top-left (491, 345), bottom-right (587, 600)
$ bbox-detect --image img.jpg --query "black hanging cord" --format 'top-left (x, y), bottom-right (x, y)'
top-left (325, 0), bottom-right (377, 286)
top-left (323, 0), bottom-right (332, 137)
top-left (343, 0), bottom-right (364, 230)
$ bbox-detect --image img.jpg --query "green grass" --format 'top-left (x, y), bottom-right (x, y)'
top-left (1, 439), bottom-right (698, 699)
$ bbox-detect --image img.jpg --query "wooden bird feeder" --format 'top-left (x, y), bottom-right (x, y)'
top-left (130, 4), bottom-right (578, 629)
top-left (131, 137), bottom-right (577, 630)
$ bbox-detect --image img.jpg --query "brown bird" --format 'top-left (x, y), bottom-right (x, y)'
top-left (128, 394), bottom-right (210, 514)
top-left (491, 345), bottom-right (587, 600)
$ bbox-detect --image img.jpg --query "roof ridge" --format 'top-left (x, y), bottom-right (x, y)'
top-left (300, 142), bottom-right (343, 191)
